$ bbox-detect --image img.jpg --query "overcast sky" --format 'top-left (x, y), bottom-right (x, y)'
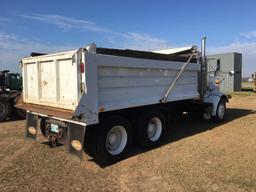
top-left (1, 0), bottom-right (255, 76)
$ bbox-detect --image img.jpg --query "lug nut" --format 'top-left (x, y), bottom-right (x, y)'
top-left (58, 129), bottom-right (63, 138)
top-left (46, 124), bottom-right (51, 134)
top-left (51, 138), bottom-right (57, 147)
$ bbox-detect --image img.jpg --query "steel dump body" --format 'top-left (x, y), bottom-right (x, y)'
top-left (20, 46), bottom-right (200, 125)
top-left (22, 50), bottom-right (81, 111)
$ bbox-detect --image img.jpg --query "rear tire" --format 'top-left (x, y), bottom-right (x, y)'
top-left (0, 99), bottom-right (12, 122)
top-left (83, 125), bottom-right (98, 157)
top-left (92, 116), bottom-right (133, 165)
top-left (135, 109), bottom-right (166, 148)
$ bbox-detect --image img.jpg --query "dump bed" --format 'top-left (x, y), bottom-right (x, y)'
top-left (20, 44), bottom-right (201, 124)
top-left (83, 51), bottom-right (200, 114)
top-left (21, 49), bottom-right (82, 111)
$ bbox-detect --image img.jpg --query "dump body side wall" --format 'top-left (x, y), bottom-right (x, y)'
top-left (21, 50), bottom-right (200, 125)
top-left (74, 53), bottom-right (200, 125)
top-left (97, 57), bottom-right (200, 111)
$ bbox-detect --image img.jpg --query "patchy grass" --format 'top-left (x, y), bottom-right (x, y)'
top-left (0, 95), bottom-right (256, 191)
top-left (231, 91), bottom-right (255, 96)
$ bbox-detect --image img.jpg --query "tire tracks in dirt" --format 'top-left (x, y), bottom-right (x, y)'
top-left (0, 142), bottom-right (33, 172)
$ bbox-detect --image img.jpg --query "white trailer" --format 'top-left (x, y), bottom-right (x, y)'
top-left (17, 39), bottom-right (229, 164)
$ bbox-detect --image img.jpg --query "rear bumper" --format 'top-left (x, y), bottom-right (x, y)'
top-left (16, 103), bottom-right (74, 120)
top-left (16, 103), bottom-right (86, 126)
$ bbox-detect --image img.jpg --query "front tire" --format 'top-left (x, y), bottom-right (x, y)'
top-left (213, 99), bottom-right (226, 122)
top-left (92, 116), bottom-right (133, 165)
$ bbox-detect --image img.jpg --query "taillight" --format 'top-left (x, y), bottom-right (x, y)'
top-left (80, 63), bottom-right (85, 73)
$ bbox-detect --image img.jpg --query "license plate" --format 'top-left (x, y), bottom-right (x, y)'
top-left (51, 124), bottom-right (59, 133)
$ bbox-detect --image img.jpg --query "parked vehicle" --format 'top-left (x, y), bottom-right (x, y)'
top-left (17, 38), bottom-right (230, 164)
top-left (0, 70), bottom-right (25, 121)
top-left (249, 72), bottom-right (256, 92)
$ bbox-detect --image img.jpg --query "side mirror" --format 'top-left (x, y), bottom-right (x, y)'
top-left (229, 70), bottom-right (235, 76)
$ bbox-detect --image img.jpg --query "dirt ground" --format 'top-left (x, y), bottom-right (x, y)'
top-left (0, 94), bottom-right (256, 192)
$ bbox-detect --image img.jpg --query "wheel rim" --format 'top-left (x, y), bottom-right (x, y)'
top-left (106, 125), bottom-right (127, 155)
top-left (147, 117), bottom-right (162, 142)
top-left (218, 103), bottom-right (225, 119)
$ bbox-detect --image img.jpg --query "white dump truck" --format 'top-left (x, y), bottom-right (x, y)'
top-left (17, 38), bottom-right (229, 164)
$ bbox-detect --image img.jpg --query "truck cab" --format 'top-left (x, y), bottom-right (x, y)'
top-left (0, 70), bottom-right (24, 121)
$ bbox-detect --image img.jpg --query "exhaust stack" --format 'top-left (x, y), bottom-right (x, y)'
top-left (200, 37), bottom-right (207, 96)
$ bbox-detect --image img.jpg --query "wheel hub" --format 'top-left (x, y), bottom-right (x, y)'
top-left (106, 125), bottom-right (127, 155)
top-left (148, 121), bottom-right (156, 136)
top-left (108, 133), bottom-right (117, 144)
top-left (218, 103), bottom-right (225, 119)
top-left (147, 117), bottom-right (162, 142)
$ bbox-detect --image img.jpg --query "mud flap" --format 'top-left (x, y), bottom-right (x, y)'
top-left (25, 112), bottom-right (38, 140)
top-left (67, 123), bottom-right (86, 160)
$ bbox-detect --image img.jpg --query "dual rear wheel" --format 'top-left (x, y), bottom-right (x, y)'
top-left (85, 109), bottom-right (166, 165)
top-left (85, 116), bottom-right (133, 165)
top-left (135, 110), bottom-right (166, 148)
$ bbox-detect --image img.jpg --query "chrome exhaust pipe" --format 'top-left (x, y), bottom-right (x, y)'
top-left (200, 37), bottom-right (207, 96)
top-left (201, 37), bottom-right (206, 63)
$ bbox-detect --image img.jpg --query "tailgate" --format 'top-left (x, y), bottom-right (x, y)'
top-left (22, 50), bottom-right (81, 110)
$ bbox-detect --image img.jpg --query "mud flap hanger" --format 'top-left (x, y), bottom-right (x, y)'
top-left (25, 112), bottom-right (86, 160)
top-left (25, 112), bottom-right (38, 140)
top-left (67, 123), bottom-right (86, 160)
top-left (160, 47), bottom-right (199, 103)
